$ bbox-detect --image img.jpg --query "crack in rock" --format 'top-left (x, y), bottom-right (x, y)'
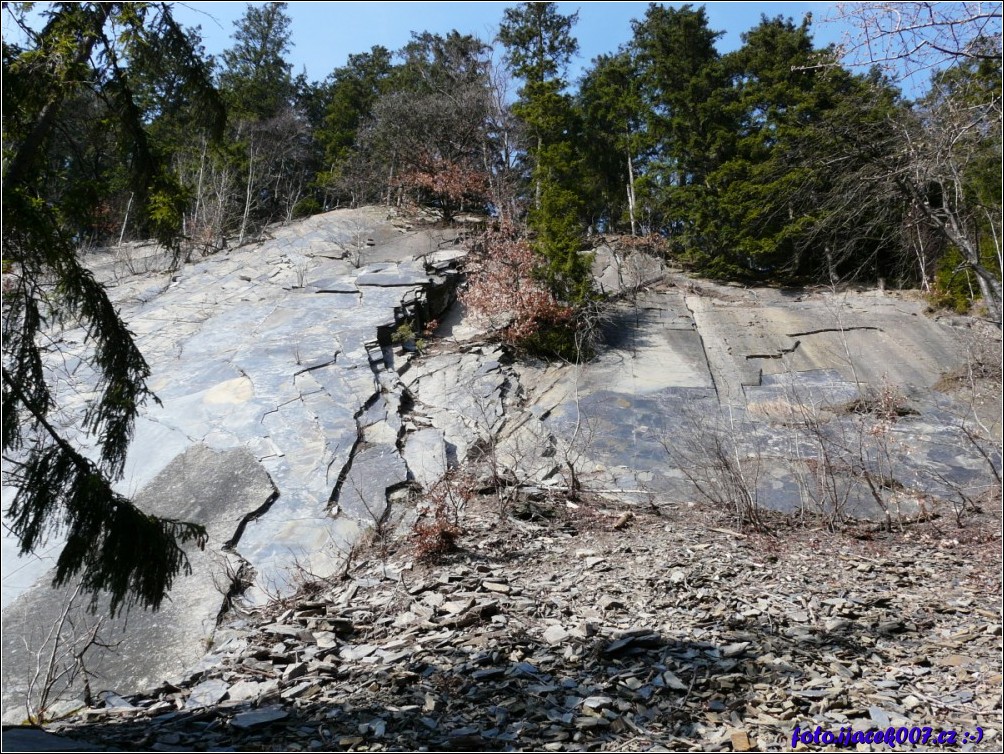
top-left (786, 326), bottom-right (883, 337)
top-left (746, 340), bottom-right (802, 360)
top-left (224, 472), bottom-right (280, 550)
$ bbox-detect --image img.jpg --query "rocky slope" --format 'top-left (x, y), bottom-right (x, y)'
top-left (41, 493), bottom-right (1002, 752)
top-left (1, 207), bottom-right (499, 721)
top-left (3, 209), bottom-right (1001, 748)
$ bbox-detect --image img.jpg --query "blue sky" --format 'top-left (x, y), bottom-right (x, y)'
top-left (171, 1), bottom-right (846, 84)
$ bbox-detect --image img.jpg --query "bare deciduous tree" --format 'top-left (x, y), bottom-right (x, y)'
top-left (809, 4), bottom-right (1002, 318)
top-left (832, 2), bottom-right (1002, 82)
top-left (18, 582), bottom-right (112, 724)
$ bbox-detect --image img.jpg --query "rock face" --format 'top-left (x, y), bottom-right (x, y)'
top-left (0, 208), bottom-right (490, 721)
top-left (527, 280), bottom-right (1000, 521)
top-left (2, 213), bottom-right (1000, 729)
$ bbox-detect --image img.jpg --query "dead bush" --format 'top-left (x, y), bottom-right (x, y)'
top-left (412, 513), bottom-right (462, 561)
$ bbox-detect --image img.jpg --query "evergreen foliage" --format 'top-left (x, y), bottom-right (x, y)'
top-left (632, 2), bottom-right (728, 240)
top-left (316, 45), bottom-right (394, 198)
top-left (2, 2), bottom-right (215, 614)
top-left (218, 1), bottom-right (294, 121)
top-left (498, 1), bottom-right (593, 306)
top-left (578, 50), bottom-right (645, 234)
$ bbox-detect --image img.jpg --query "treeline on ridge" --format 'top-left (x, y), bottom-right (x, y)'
top-left (4, 1), bottom-right (1001, 314)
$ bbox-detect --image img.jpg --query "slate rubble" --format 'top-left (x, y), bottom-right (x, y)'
top-left (50, 500), bottom-right (1001, 751)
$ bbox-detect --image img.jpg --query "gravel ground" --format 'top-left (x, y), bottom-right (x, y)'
top-left (47, 489), bottom-right (1002, 752)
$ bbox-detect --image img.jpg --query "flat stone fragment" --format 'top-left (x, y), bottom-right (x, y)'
top-left (186, 678), bottom-right (230, 709)
top-left (340, 644), bottom-right (378, 661)
top-left (403, 427), bottom-right (447, 488)
top-left (731, 730), bottom-right (753, 751)
top-left (230, 706), bottom-right (289, 729)
top-left (542, 625), bottom-right (569, 645)
top-left (308, 278), bottom-right (357, 293)
top-left (356, 270), bottom-right (429, 287)
top-left (226, 680), bottom-right (275, 702)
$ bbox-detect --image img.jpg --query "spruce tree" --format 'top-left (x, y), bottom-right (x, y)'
top-left (498, 2), bottom-right (592, 305)
top-left (631, 3), bottom-right (728, 243)
top-left (2, 2), bottom-right (219, 614)
top-left (219, 1), bottom-right (295, 121)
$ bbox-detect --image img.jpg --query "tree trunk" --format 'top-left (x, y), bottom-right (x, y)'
top-left (535, 134), bottom-right (543, 210)
top-left (239, 145), bottom-right (256, 246)
top-left (192, 137), bottom-right (207, 231)
top-left (118, 193), bottom-right (133, 246)
top-left (626, 143), bottom-right (637, 237)
top-left (386, 154), bottom-right (396, 208)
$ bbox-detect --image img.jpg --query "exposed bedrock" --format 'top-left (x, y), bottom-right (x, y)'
top-left (1, 445), bottom-right (274, 720)
top-left (530, 278), bottom-right (1000, 520)
top-left (0, 209), bottom-right (485, 720)
top-left (1, 225), bottom-right (999, 720)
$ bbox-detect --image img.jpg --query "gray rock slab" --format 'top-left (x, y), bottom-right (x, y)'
top-left (186, 678), bottom-right (230, 709)
top-left (593, 248), bottom-right (666, 294)
top-left (744, 369), bottom-right (861, 409)
top-left (1, 445), bottom-right (275, 723)
top-left (308, 277), bottom-right (357, 293)
top-left (403, 428), bottom-right (448, 489)
top-left (230, 705), bottom-right (288, 729)
top-left (425, 249), bottom-right (468, 267)
top-left (497, 418), bottom-right (559, 484)
top-left (356, 270), bottom-right (429, 287)
top-left (688, 288), bottom-right (969, 403)
top-left (112, 415), bottom-right (193, 498)
top-left (525, 282), bottom-right (993, 519)
top-left (363, 229), bottom-right (453, 263)
top-left (336, 445), bottom-right (409, 523)
top-left (361, 259), bottom-right (430, 285)
top-left (580, 294), bottom-right (712, 395)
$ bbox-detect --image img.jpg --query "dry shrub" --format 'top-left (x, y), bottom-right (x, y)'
top-left (412, 471), bottom-right (474, 561)
top-left (836, 381), bottom-right (916, 421)
top-left (615, 232), bottom-right (668, 258)
top-left (412, 515), bottom-right (461, 561)
top-left (746, 397), bottom-right (808, 425)
top-left (462, 220), bottom-right (572, 343)
top-left (398, 153), bottom-right (488, 219)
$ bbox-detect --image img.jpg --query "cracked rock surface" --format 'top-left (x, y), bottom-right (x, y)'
top-left (2, 220), bottom-right (1000, 738)
top-left (1, 208), bottom-right (478, 721)
top-left (531, 278), bottom-right (1000, 521)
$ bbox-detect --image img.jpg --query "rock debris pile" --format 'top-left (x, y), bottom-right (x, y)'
top-left (49, 499), bottom-right (1001, 751)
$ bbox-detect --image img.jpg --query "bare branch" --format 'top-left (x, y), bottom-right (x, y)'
top-left (830, 2), bottom-right (1003, 84)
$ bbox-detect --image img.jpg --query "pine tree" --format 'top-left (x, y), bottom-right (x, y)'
top-left (498, 1), bottom-right (592, 305)
top-left (630, 4), bottom-right (730, 247)
top-left (218, 1), bottom-right (294, 121)
top-left (702, 14), bottom-right (827, 277)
